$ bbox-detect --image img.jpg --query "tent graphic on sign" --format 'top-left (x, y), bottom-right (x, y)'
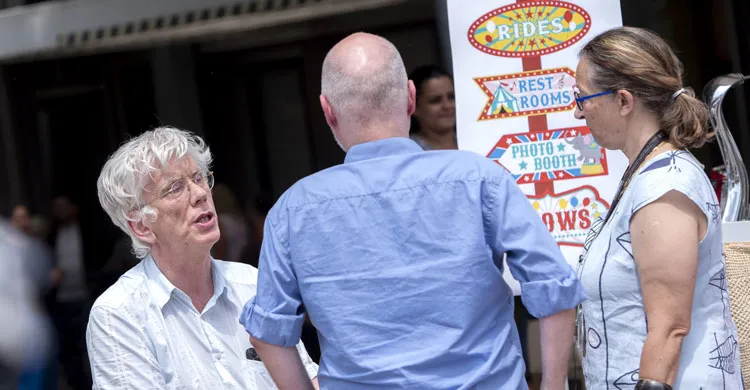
top-left (488, 82), bottom-right (519, 115)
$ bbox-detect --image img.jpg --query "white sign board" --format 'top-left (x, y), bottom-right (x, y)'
top-left (447, 0), bottom-right (627, 294)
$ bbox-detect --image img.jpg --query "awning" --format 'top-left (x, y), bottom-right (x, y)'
top-left (0, 0), bottom-right (407, 63)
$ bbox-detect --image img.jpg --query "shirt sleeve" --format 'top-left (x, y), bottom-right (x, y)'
top-left (240, 211), bottom-right (306, 347)
top-left (483, 173), bottom-right (586, 318)
top-left (87, 305), bottom-right (167, 389)
top-left (630, 160), bottom-right (714, 223)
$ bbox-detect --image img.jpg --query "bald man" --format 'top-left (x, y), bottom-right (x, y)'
top-left (240, 33), bottom-right (584, 390)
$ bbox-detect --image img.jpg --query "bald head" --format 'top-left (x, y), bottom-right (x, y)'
top-left (320, 33), bottom-right (414, 150)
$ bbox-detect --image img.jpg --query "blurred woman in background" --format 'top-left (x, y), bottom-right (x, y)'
top-left (408, 65), bottom-right (457, 150)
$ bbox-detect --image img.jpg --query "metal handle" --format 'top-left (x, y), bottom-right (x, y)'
top-left (703, 74), bottom-right (750, 222)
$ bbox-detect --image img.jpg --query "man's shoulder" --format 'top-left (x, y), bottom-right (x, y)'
top-left (409, 149), bottom-right (511, 183)
top-left (90, 261), bottom-right (148, 311)
top-left (292, 149), bottom-right (504, 187)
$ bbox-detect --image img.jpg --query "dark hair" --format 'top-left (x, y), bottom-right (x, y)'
top-left (408, 64), bottom-right (453, 134)
top-left (579, 27), bottom-right (712, 149)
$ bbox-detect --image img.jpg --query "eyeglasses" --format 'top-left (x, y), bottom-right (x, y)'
top-left (574, 89), bottom-right (613, 111)
top-left (150, 171), bottom-right (215, 203)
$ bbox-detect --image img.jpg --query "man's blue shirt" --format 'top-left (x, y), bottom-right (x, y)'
top-left (241, 137), bottom-right (584, 389)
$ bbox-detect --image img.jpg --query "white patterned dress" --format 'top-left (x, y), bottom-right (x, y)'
top-left (578, 150), bottom-right (743, 389)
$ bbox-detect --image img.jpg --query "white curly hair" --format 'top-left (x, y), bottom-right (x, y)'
top-left (96, 126), bottom-right (213, 259)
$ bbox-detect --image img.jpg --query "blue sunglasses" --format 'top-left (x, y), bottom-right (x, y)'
top-left (574, 90), bottom-right (613, 111)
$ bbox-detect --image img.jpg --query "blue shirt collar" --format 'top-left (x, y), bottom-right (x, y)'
top-left (344, 137), bottom-right (423, 164)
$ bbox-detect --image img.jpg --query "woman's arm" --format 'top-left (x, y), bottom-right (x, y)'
top-left (631, 190), bottom-right (706, 384)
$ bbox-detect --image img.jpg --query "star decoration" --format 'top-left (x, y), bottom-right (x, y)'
top-left (558, 143), bottom-right (566, 152)
top-left (519, 161), bottom-right (528, 170)
top-left (525, 11), bottom-right (533, 18)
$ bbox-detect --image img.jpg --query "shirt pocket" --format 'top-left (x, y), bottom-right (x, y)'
top-left (241, 360), bottom-right (277, 389)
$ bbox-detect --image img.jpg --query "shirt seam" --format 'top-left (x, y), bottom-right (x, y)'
top-left (284, 177), bottom-right (491, 211)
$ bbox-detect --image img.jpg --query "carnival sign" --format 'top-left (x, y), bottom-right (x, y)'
top-left (530, 185), bottom-right (610, 247)
top-left (474, 67), bottom-right (576, 120)
top-left (487, 126), bottom-right (608, 184)
top-left (467, 1), bottom-right (592, 58)
top-left (449, 0), bottom-right (626, 284)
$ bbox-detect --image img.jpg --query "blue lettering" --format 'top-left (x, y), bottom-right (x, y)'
top-left (534, 157), bottom-right (544, 171)
top-left (526, 79), bottom-right (537, 92)
top-left (537, 78), bottom-right (547, 91)
top-left (565, 154), bottom-right (577, 167)
top-left (530, 95), bottom-right (540, 107)
top-left (512, 144), bottom-right (530, 158)
top-left (545, 142), bottom-right (554, 155)
top-left (551, 92), bottom-right (563, 106)
top-left (532, 153), bottom-right (578, 171)
top-left (541, 93), bottom-right (550, 106)
top-left (520, 95), bottom-right (529, 108)
top-left (544, 76), bottom-right (555, 90)
top-left (518, 80), bottom-right (529, 93)
top-left (562, 90), bottom-right (572, 104)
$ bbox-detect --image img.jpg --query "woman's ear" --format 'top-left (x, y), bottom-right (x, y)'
top-left (617, 89), bottom-right (635, 117)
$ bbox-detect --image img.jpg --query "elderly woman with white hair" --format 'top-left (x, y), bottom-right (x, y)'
top-left (86, 126), bottom-right (319, 389)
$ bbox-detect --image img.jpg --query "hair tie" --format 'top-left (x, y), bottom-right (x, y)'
top-left (671, 88), bottom-right (686, 101)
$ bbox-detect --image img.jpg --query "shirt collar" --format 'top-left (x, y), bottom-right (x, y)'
top-left (144, 255), bottom-right (228, 310)
top-left (344, 137), bottom-right (423, 164)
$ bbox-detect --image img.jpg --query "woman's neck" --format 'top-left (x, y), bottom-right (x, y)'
top-left (418, 128), bottom-right (457, 150)
top-left (621, 114), bottom-right (665, 165)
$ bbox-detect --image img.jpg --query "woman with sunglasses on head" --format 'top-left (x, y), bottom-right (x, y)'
top-left (87, 127), bottom-right (319, 389)
top-left (574, 27), bottom-right (742, 390)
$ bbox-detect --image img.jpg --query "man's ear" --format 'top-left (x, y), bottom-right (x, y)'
top-left (320, 95), bottom-right (337, 129)
top-left (128, 215), bottom-right (156, 245)
top-left (407, 80), bottom-right (416, 117)
top-left (617, 89), bottom-right (635, 117)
